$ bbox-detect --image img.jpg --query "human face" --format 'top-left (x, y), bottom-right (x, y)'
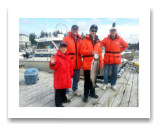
top-left (71, 28), bottom-right (78, 36)
top-left (59, 46), bottom-right (67, 54)
top-left (110, 30), bottom-right (117, 37)
top-left (89, 28), bottom-right (97, 38)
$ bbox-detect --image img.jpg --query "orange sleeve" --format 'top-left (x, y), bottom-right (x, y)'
top-left (120, 38), bottom-right (128, 52)
top-left (99, 38), bottom-right (106, 47)
top-left (80, 39), bottom-right (92, 56)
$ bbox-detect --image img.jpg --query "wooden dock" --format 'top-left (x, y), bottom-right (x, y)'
top-left (19, 58), bottom-right (139, 107)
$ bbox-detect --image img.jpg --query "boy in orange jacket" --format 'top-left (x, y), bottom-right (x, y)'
top-left (49, 41), bottom-right (74, 107)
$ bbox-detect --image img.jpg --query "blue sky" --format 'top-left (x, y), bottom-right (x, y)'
top-left (19, 18), bottom-right (139, 43)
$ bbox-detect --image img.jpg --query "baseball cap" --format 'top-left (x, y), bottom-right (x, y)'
top-left (90, 24), bottom-right (98, 30)
top-left (71, 25), bottom-right (79, 29)
top-left (59, 41), bottom-right (67, 48)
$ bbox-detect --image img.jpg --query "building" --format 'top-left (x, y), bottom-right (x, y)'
top-left (19, 34), bottom-right (31, 49)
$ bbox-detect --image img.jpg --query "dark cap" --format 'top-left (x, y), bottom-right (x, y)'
top-left (90, 24), bottom-right (98, 30)
top-left (59, 41), bottom-right (67, 48)
top-left (110, 22), bottom-right (117, 31)
top-left (71, 25), bottom-right (79, 29)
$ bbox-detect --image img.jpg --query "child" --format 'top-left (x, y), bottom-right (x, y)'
top-left (49, 41), bottom-right (74, 107)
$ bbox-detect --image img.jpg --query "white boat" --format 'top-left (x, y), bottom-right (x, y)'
top-left (135, 50), bottom-right (139, 56)
top-left (19, 34), bottom-right (129, 76)
top-left (19, 34), bottom-right (64, 72)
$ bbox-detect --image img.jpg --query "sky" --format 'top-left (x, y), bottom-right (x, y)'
top-left (19, 18), bottom-right (139, 43)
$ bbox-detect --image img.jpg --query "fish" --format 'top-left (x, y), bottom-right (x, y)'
top-left (90, 54), bottom-right (100, 89)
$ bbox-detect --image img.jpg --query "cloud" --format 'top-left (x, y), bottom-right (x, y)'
top-left (32, 19), bottom-right (37, 24)
top-left (19, 28), bottom-right (29, 35)
top-left (107, 18), bottom-right (117, 22)
top-left (22, 18), bottom-right (29, 24)
top-left (65, 18), bottom-right (76, 23)
top-left (76, 19), bottom-right (139, 43)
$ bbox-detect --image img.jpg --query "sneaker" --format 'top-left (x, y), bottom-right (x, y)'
top-left (102, 84), bottom-right (107, 90)
top-left (89, 94), bottom-right (99, 99)
top-left (111, 85), bottom-right (117, 91)
top-left (83, 97), bottom-right (88, 102)
top-left (61, 100), bottom-right (71, 103)
top-left (74, 89), bottom-right (82, 96)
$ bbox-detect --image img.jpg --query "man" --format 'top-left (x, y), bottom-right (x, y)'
top-left (80, 24), bottom-right (103, 102)
top-left (100, 22), bottom-right (128, 90)
top-left (62, 25), bottom-right (82, 98)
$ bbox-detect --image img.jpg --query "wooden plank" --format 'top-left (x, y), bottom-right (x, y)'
top-left (110, 71), bottom-right (131, 107)
top-left (77, 83), bottom-right (104, 107)
top-left (120, 73), bottom-right (134, 107)
top-left (19, 88), bottom-right (54, 107)
top-left (129, 74), bottom-right (138, 107)
top-left (84, 84), bottom-right (105, 107)
top-left (42, 80), bottom-right (84, 107)
top-left (25, 92), bottom-right (55, 107)
top-left (93, 73), bottom-right (126, 107)
top-left (19, 84), bottom-right (53, 100)
top-left (63, 82), bottom-right (84, 107)
top-left (102, 71), bottom-right (127, 107)
top-left (43, 99), bottom-right (56, 107)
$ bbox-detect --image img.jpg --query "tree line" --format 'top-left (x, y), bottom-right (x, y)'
top-left (128, 42), bottom-right (139, 50)
top-left (28, 31), bottom-right (139, 50)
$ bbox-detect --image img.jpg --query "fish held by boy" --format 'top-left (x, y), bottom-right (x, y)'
top-left (90, 54), bottom-right (100, 89)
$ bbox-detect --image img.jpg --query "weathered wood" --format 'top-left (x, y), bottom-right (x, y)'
top-left (19, 84), bottom-right (53, 100)
top-left (63, 82), bottom-right (84, 107)
top-left (84, 83), bottom-right (105, 107)
top-left (120, 73), bottom-right (134, 107)
top-left (102, 71), bottom-right (127, 107)
top-left (77, 83), bottom-right (102, 107)
top-left (43, 99), bottom-right (56, 107)
top-left (25, 92), bottom-right (55, 107)
top-left (19, 87), bottom-right (54, 107)
top-left (129, 74), bottom-right (138, 107)
top-left (111, 72), bottom-right (131, 107)
top-left (93, 75), bottom-right (125, 107)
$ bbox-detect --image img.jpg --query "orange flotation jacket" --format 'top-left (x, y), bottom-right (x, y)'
top-left (100, 34), bottom-right (128, 64)
top-left (80, 34), bottom-right (103, 70)
top-left (62, 32), bottom-right (82, 69)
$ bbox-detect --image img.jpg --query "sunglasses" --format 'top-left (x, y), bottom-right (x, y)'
top-left (91, 30), bottom-right (97, 32)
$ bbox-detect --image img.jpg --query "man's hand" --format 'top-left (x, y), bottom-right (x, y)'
top-left (91, 51), bottom-right (97, 55)
top-left (100, 66), bottom-right (103, 69)
top-left (50, 56), bottom-right (56, 63)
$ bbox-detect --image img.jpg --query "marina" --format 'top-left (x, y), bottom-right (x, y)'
top-left (19, 57), bottom-right (139, 107)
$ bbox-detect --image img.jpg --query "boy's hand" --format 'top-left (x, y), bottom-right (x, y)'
top-left (50, 56), bottom-right (56, 63)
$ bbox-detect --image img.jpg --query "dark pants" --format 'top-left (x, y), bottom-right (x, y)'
top-left (55, 89), bottom-right (68, 107)
top-left (84, 70), bottom-right (95, 98)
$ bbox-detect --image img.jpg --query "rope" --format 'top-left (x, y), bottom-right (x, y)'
top-left (108, 65), bottom-right (129, 107)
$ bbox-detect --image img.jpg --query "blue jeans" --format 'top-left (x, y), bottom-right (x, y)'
top-left (104, 64), bottom-right (119, 86)
top-left (66, 69), bottom-right (80, 94)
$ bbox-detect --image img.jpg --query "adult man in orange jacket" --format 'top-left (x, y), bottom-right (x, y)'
top-left (62, 25), bottom-right (82, 97)
top-left (80, 24), bottom-right (103, 102)
top-left (100, 23), bottom-right (128, 91)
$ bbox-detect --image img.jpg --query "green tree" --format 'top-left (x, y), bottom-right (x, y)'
top-left (45, 32), bottom-right (48, 37)
top-left (81, 32), bottom-right (85, 40)
top-left (29, 33), bottom-right (37, 46)
top-left (40, 31), bottom-right (45, 38)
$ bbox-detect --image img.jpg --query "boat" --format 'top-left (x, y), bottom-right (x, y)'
top-left (19, 34), bottom-right (64, 72)
top-left (135, 50), bottom-right (139, 56)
